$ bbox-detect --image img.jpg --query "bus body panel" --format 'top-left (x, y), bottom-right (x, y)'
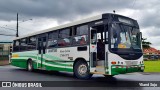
top-left (44, 46), bottom-right (89, 72)
top-left (11, 13), bottom-right (144, 78)
top-left (11, 46), bottom-right (90, 72)
top-left (107, 51), bottom-right (144, 75)
top-left (11, 51), bottom-right (38, 69)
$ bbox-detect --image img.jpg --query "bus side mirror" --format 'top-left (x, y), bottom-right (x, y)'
top-left (106, 41), bottom-right (109, 44)
top-left (140, 32), bottom-right (142, 40)
top-left (137, 32), bottom-right (142, 41)
top-left (10, 46), bottom-right (12, 55)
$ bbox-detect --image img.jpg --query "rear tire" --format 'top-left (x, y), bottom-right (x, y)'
top-left (74, 60), bottom-right (92, 79)
top-left (27, 60), bottom-right (33, 72)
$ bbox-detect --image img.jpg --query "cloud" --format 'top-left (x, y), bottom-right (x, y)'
top-left (0, 0), bottom-right (133, 21)
top-left (0, 0), bottom-right (160, 49)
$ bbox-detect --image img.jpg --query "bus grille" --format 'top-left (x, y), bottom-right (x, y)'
top-left (125, 61), bottom-right (138, 66)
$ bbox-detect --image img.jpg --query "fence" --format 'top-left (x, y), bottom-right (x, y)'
top-left (143, 54), bottom-right (160, 60)
top-left (0, 50), bottom-right (9, 61)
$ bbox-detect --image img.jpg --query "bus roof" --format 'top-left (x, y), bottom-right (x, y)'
top-left (14, 13), bottom-right (132, 40)
top-left (14, 14), bottom-right (103, 40)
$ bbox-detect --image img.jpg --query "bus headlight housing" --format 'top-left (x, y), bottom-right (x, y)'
top-left (141, 66), bottom-right (145, 71)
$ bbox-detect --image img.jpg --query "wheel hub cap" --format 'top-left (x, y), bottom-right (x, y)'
top-left (78, 64), bottom-right (87, 75)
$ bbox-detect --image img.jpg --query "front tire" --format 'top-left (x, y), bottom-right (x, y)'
top-left (27, 60), bottom-right (33, 72)
top-left (74, 60), bottom-right (92, 79)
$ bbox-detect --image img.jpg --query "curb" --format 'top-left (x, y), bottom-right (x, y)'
top-left (0, 60), bottom-right (9, 66)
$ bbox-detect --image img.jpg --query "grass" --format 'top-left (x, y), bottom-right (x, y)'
top-left (144, 60), bottom-right (160, 72)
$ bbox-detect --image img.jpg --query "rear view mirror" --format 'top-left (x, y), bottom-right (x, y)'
top-left (105, 41), bottom-right (109, 44)
top-left (140, 32), bottom-right (142, 40)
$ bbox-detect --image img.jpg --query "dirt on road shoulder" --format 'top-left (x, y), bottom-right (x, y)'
top-left (0, 60), bottom-right (9, 66)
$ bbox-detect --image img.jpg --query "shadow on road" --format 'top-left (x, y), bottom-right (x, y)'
top-left (12, 68), bottom-right (118, 80)
top-left (11, 68), bottom-right (128, 81)
top-left (6, 68), bottom-right (145, 88)
top-left (12, 68), bottom-right (75, 79)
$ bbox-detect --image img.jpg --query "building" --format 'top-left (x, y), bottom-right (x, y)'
top-left (143, 47), bottom-right (160, 60)
top-left (0, 42), bottom-right (12, 60)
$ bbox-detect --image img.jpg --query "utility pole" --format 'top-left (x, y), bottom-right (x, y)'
top-left (113, 10), bottom-right (116, 14)
top-left (16, 13), bottom-right (19, 37)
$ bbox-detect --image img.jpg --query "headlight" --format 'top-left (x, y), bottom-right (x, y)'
top-left (141, 66), bottom-right (144, 70)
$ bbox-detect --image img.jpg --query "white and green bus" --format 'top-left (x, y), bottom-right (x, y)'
top-left (11, 13), bottom-right (144, 79)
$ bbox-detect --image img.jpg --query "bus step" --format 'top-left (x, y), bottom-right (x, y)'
top-left (96, 66), bottom-right (104, 68)
top-left (96, 66), bottom-right (105, 73)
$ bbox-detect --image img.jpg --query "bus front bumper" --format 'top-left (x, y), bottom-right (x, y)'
top-left (111, 64), bottom-right (145, 75)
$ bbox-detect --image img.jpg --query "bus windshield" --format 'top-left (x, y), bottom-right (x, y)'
top-left (110, 23), bottom-right (141, 50)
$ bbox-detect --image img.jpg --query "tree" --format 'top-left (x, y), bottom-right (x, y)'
top-left (142, 38), bottom-right (152, 49)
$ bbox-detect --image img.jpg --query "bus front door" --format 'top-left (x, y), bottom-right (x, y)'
top-left (37, 36), bottom-right (47, 69)
top-left (90, 25), bottom-right (106, 74)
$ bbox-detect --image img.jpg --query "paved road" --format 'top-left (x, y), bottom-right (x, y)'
top-left (0, 65), bottom-right (160, 90)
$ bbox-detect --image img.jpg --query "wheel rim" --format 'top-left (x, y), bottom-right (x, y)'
top-left (28, 62), bottom-right (32, 71)
top-left (78, 64), bottom-right (88, 76)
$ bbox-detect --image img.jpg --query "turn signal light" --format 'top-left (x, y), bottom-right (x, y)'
top-left (92, 46), bottom-right (95, 48)
top-left (111, 61), bottom-right (116, 64)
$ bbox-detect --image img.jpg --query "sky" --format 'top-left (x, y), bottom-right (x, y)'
top-left (0, 0), bottom-right (159, 49)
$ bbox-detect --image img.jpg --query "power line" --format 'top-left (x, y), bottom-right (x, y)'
top-left (0, 33), bottom-right (15, 36)
top-left (132, 0), bottom-right (137, 9)
top-left (5, 25), bottom-right (15, 29)
top-left (4, 19), bottom-right (33, 31)
top-left (0, 25), bottom-right (32, 33)
top-left (19, 19), bottom-right (33, 24)
top-left (19, 26), bottom-right (33, 31)
top-left (0, 26), bottom-right (16, 31)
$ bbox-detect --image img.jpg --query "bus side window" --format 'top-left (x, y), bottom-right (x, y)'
top-left (20, 38), bottom-right (27, 51)
top-left (47, 31), bottom-right (58, 48)
top-left (73, 25), bottom-right (88, 45)
top-left (28, 36), bottom-right (36, 50)
top-left (80, 36), bottom-right (87, 45)
top-left (13, 40), bottom-right (20, 52)
top-left (58, 28), bottom-right (72, 47)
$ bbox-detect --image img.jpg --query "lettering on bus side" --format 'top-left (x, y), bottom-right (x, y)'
top-left (68, 57), bottom-right (73, 60)
top-left (48, 48), bottom-right (57, 53)
top-left (60, 49), bottom-right (70, 57)
top-left (60, 50), bottom-right (70, 53)
top-left (60, 54), bottom-right (69, 57)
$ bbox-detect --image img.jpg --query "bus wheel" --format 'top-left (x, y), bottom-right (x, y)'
top-left (27, 60), bottom-right (33, 72)
top-left (74, 61), bottom-right (92, 79)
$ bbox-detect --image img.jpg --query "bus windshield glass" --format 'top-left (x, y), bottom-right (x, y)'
top-left (110, 23), bottom-right (141, 50)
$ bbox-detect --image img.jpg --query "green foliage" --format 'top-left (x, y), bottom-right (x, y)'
top-left (142, 38), bottom-right (152, 49)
